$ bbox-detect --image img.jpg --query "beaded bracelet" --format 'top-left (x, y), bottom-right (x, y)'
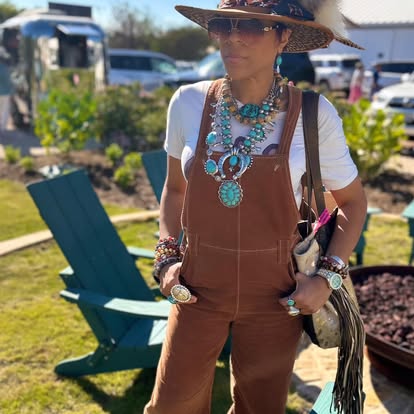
top-left (153, 236), bottom-right (181, 283)
top-left (153, 256), bottom-right (181, 283)
top-left (319, 255), bottom-right (349, 278)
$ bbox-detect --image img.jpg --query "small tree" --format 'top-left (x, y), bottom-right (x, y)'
top-left (341, 99), bottom-right (407, 182)
top-left (0, 1), bottom-right (20, 23)
top-left (35, 89), bottom-right (97, 156)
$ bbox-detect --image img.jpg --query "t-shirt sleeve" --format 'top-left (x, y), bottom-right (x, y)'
top-left (164, 87), bottom-right (185, 160)
top-left (318, 94), bottom-right (358, 191)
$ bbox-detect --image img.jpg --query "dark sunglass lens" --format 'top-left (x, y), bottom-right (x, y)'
top-left (238, 19), bottom-right (264, 35)
top-left (208, 18), bottom-right (232, 35)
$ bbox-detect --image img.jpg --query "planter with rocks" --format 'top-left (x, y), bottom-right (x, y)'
top-left (350, 265), bottom-right (414, 389)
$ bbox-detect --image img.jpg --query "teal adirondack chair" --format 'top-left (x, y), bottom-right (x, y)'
top-left (27, 169), bottom-right (171, 377)
top-left (142, 149), bottom-right (167, 204)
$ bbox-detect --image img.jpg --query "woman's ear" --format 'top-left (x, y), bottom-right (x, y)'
top-left (278, 28), bottom-right (292, 53)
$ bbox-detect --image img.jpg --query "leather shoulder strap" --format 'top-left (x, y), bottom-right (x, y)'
top-left (302, 90), bottom-right (326, 216)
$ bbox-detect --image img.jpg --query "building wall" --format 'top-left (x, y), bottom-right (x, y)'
top-left (310, 27), bottom-right (414, 67)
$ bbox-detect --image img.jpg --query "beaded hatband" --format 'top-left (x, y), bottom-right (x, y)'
top-left (204, 73), bottom-right (284, 208)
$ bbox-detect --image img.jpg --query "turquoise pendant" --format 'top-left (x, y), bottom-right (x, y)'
top-left (204, 159), bottom-right (218, 175)
top-left (218, 180), bottom-right (243, 208)
top-left (239, 104), bottom-right (260, 119)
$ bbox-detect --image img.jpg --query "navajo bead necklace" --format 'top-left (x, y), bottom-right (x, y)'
top-left (204, 73), bottom-right (284, 208)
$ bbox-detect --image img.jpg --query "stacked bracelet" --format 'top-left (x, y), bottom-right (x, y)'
top-left (153, 236), bottom-right (181, 283)
top-left (319, 255), bottom-right (349, 278)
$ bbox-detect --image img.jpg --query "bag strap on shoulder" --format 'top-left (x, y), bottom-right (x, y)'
top-left (302, 90), bottom-right (326, 216)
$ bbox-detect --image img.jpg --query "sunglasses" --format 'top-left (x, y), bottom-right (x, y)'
top-left (207, 18), bottom-right (278, 43)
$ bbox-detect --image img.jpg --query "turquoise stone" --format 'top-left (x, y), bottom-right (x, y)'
top-left (259, 113), bottom-right (266, 119)
top-left (263, 104), bottom-right (270, 111)
top-left (219, 181), bottom-right (242, 208)
top-left (229, 155), bottom-right (238, 167)
top-left (255, 123), bottom-right (262, 129)
top-left (249, 130), bottom-right (257, 138)
top-left (244, 139), bottom-right (251, 147)
top-left (206, 132), bottom-right (216, 145)
top-left (224, 137), bottom-right (232, 145)
top-left (222, 109), bottom-right (230, 116)
top-left (221, 119), bottom-right (230, 126)
top-left (223, 128), bottom-right (231, 135)
top-left (239, 104), bottom-right (260, 119)
top-left (205, 159), bottom-right (218, 174)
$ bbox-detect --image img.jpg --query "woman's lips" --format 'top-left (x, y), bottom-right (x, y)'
top-left (223, 55), bottom-right (245, 65)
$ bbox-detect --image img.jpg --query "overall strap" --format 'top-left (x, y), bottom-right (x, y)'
top-left (277, 86), bottom-right (303, 155)
top-left (302, 90), bottom-right (326, 216)
top-left (195, 79), bottom-right (224, 155)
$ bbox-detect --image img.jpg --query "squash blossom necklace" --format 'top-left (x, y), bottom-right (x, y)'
top-left (204, 73), bottom-right (284, 208)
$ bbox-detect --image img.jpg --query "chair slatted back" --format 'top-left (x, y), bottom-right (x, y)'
top-left (27, 169), bottom-right (154, 342)
top-left (142, 149), bottom-right (167, 204)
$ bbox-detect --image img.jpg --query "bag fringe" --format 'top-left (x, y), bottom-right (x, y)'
top-left (330, 286), bottom-right (365, 414)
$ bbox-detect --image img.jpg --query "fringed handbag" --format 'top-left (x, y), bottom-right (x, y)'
top-left (293, 90), bottom-right (365, 414)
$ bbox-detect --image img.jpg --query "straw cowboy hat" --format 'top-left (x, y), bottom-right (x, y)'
top-left (175, 0), bottom-right (363, 53)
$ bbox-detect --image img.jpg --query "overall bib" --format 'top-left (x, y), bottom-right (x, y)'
top-left (145, 83), bottom-right (304, 414)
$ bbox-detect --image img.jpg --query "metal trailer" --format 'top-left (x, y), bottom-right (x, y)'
top-left (0, 7), bottom-right (108, 127)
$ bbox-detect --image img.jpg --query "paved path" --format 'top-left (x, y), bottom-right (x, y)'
top-left (293, 336), bottom-right (414, 413)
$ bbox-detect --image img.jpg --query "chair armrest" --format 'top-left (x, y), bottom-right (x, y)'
top-left (127, 246), bottom-right (155, 260)
top-left (60, 288), bottom-right (170, 319)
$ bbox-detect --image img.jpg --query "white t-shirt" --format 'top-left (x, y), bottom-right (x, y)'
top-left (165, 81), bottom-right (357, 208)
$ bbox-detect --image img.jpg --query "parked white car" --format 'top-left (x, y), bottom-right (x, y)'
top-left (309, 54), bottom-right (362, 91)
top-left (108, 49), bottom-right (179, 91)
top-left (371, 76), bottom-right (414, 137)
top-left (364, 60), bottom-right (414, 93)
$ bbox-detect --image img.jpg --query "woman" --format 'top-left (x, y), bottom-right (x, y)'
top-left (145, 1), bottom-right (367, 413)
top-left (348, 61), bottom-right (365, 103)
top-left (0, 53), bottom-right (12, 130)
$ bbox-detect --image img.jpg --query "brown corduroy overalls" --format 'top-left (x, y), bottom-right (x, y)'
top-left (145, 82), bottom-right (304, 414)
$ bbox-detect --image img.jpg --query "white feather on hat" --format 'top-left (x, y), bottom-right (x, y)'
top-left (298, 0), bottom-right (361, 48)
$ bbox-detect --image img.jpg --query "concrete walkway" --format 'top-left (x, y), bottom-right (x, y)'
top-left (1, 210), bottom-right (413, 412)
top-left (293, 336), bottom-right (414, 413)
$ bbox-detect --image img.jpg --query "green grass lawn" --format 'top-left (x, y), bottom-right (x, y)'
top-left (1, 179), bottom-right (412, 413)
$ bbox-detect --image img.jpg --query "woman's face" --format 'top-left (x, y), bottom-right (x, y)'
top-left (208, 18), bottom-right (290, 81)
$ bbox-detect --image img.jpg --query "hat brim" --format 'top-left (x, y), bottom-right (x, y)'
top-left (175, 5), bottom-right (363, 52)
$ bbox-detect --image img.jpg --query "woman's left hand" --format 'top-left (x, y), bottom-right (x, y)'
top-left (279, 272), bottom-right (332, 315)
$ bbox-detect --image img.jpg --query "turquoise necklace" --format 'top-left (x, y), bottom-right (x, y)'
top-left (204, 75), bottom-right (283, 208)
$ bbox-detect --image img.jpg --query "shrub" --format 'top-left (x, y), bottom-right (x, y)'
top-left (124, 152), bottom-right (142, 171)
top-left (4, 145), bottom-right (21, 164)
top-left (114, 165), bottom-right (135, 190)
top-left (35, 89), bottom-right (98, 155)
top-left (19, 156), bottom-right (35, 173)
top-left (105, 143), bottom-right (124, 166)
top-left (95, 84), bottom-right (172, 151)
top-left (341, 99), bottom-right (407, 182)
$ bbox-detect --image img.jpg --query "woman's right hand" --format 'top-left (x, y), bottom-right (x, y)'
top-left (159, 261), bottom-right (198, 304)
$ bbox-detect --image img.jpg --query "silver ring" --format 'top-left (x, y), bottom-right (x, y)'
top-left (288, 306), bottom-right (301, 317)
top-left (170, 284), bottom-right (192, 303)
